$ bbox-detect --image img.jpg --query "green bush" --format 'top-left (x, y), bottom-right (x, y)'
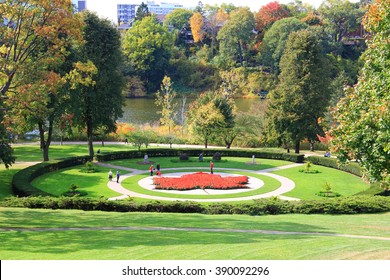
top-left (2, 195), bottom-right (389, 215)
top-left (95, 148), bottom-right (305, 163)
top-left (11, 156), bottom-right (93, 197)
top-left (306, 156), bottom-right (362, 177)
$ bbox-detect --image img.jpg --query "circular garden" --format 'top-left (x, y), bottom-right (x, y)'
top-left (26, 151), bottom-right (369, 202)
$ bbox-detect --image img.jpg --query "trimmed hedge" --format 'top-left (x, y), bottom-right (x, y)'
top-left (12, 156), bottom-right (93, 197)
top-left (1, 195), bottom-right (390, 215)
top-left (95, 148), bottom-right (305, 163)
top-left (307, 156), bottom-right (362, 177)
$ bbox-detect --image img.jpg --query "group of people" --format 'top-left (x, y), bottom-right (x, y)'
top-left (149, 163), bottom-right (161, 176)
top-left (108, 170), bottom-right (120, 183)
top-left (108, 154), bottom-right (216, 182)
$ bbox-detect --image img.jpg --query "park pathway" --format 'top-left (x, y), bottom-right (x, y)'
top-left (95, 162), bottom-right (303, 202)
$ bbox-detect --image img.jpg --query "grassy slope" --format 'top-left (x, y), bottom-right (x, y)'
top-left (1, 208), bottom-right (390, 260)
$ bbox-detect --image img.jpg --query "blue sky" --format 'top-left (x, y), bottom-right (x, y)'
top-left (84, 0), bottom-right (359, 22)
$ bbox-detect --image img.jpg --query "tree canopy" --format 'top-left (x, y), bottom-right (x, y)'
top-left (266, 29), bottom-right (332, 153)
top-left (123, 15), bottom-right (173, 92)
top-left (331, 0), bottom-right (390, 186)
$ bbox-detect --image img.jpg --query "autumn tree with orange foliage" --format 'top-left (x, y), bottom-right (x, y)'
top-left (0, 0), bottom-right (83, 163)
top-left (190, 12), bottom-right (205, 43)
top-left (255, 1), bottom-right (289, 34)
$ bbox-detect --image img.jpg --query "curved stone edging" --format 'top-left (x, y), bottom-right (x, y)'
top-left (96, 162), bottom-right (302, 202)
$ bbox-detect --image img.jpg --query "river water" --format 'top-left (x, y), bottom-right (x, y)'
top-left (119, 97), bottom-right (264, 125)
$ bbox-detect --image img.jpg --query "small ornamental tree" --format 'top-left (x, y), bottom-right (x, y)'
top-left (155, 76), bottom-right (177, 134)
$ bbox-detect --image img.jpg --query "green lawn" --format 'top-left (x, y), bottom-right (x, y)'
top-left (0, 163), bottom-right (34, 200)
top-left (1, 208), bottom-right (389, 260)
top-left (121, 170), bottom-right (281, 200)
top-left (31, 165), bottom-right (122, 198)
top-left (109, 157), bottom-right (291, 171)
top-left (12, 144), bottom-right (135, 162)
top-left (273, 165), bottom-right (369, 200)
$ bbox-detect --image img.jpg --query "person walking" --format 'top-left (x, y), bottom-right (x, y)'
top-left (108, 170), bottom-right (113, 181)
top-left (116, 171), bottom-right (120, 183)
top-left (210, 161), bottom-right (214, 174)
top-left (149, 165), bottom-right (154, 176)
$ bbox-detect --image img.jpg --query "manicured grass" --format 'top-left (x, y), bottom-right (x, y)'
top-left (273, 165), bottom-right (369, 200)
top-left (0, 163), bottom-right (34, 200)
top-left (110, 157), bottom-right (292, 171)
top-left (12, 144), bottom-right (135, 162)
top-left (31, 165), bottom-right (122, 198)
top-left (121, 170), bottom-right (281, 199)
top-left (1, 208), bottom-right (390, 259)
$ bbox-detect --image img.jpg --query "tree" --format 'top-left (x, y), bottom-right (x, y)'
top-left (255, 1), bottom-right (290, 33)
top-left (135, 2), bottom-right (150, 22)
top-left (165, 8), bottom-right (193, 31)
top-left (123, 15), bottom-right (173, 92)
top-left (187, 92), bottom-right (235, 148)
top-left (261, 17), bottom-right (308, 73)
top-left (266, 29), bottom-right (332, 154)
top-left (189, 12), bottom-right (205, 43)
top-left (165, 8), bottom-right (193, 47)
top-left (188, 100), bottom-right (225, 148)
top-left (205, 8), bottom-right (230, 54)
top-left (217, 7), bottom-right (255, 67)
top-left (69, 12), bottom-right (124, 157)
top-left (155, 76), bottom-right (176, 134)
top-left (0, 0), bottom-right (82, 163)
top-left (319, 0), bottom-right (365, 44)
top-left (331, 0), bottom-right (390, 186)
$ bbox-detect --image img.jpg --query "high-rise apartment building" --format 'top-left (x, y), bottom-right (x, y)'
top-left (117, 1), bottom-right (183, 25)
top-left (78, 0), bottom-right (87, 12)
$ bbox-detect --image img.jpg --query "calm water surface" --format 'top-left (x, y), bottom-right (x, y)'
top-left (119, 97), bottom-right (263, 125)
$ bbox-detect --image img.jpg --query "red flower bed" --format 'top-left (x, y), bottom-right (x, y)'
top-left (153, 172), bottom-right (248, 190)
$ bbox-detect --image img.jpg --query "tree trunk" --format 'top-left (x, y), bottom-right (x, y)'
top-left (310, 141), bottom-right (314, 152)
top-left (38, 120), bottom-right (53, 162)
top-left (237, 40), bottom-right (243, 66)
top-left (86, 115), bottom-right (94, 157)
top-left (294, 141), bottom-right (300, 154)
top-left (205, 138), bottom-right (208, 149)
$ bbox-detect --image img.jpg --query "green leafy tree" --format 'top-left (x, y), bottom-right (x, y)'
top-left (69, 12), bottom-right (124, 157)
top-left (165, 8), bottom-right (193, 31)
top-left (266, 29), bottom-right (332, 154)
top-left (261, 17), bottom-right (308, 73)
top-left (155, 76), bottom-right (176, 134)
top-left (165, 8), bottom-right (193, 47)
top-left (216, 7), bottom-right (255, 67)
top-left (135, 2), bottom-right (150, 22)
top-left (331, 0), bottom-right (390, 186)
top-left (187, 92), bottom-right (235, 148)
top-left (319, 0), bottom-right (365, 50)
top-left (123, 15), bottom-right (173, 93)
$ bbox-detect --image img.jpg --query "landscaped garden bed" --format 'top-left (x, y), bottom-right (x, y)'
top-left (153, 172), bottom-right (248, 190)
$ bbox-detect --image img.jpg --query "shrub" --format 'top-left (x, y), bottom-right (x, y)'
top-left (95, 148), bottom-right (305, 163)
top-left (2, 195), bottom-right (389, 215)
top-left (179, 153), bottom-right (189, 160)
top-left (81, 161), bottom-right (98, 173)
top-left (306, 156), bottom-right (362, 177)
top-left (11, 156), bottom-right (93, 197)
top-left (213, 152), bottom-right (222, 160)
